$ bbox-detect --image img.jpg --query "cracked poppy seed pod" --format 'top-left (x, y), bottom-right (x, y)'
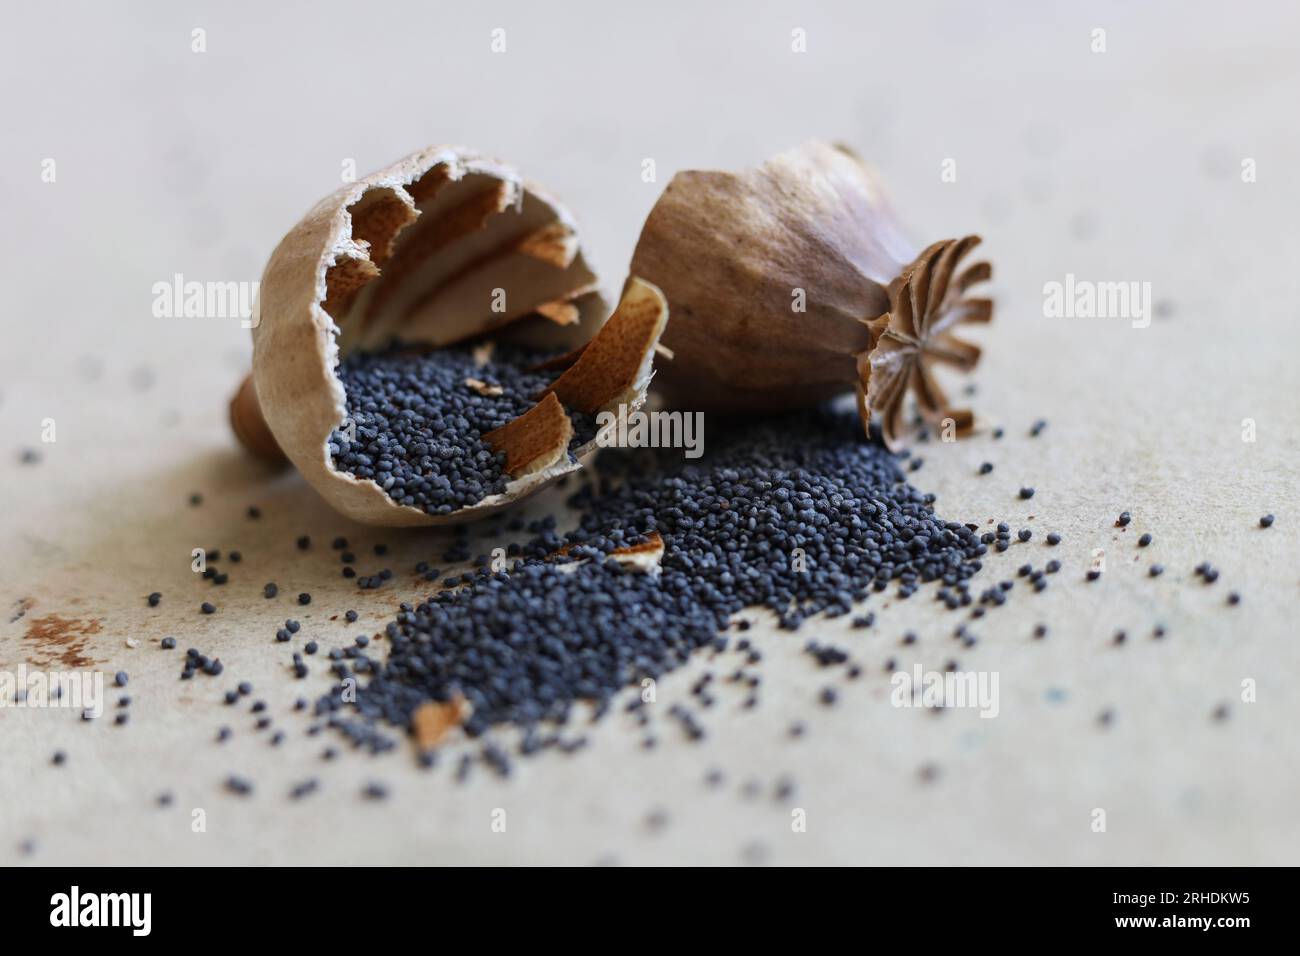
top-left (230, 145), bottom-right (667, 526)
top-left (629, 141), bottom-right (991, 448)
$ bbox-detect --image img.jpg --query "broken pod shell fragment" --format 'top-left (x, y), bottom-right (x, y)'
top-left (231, 145), bottom-right (667, 526)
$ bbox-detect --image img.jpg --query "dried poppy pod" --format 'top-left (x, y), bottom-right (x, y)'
top-left (629, 141), bottom-right (991, 448)
top-left (230, 145), bottom-right (667, 526)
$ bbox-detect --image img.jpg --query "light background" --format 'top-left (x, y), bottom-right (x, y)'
top-left (1, 0), bottom-right (1297, 864)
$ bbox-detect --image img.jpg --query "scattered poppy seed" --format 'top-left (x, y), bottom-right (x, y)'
top-left (147, 592), bottom-right (161, 607)
top-left (1138, 533), bottom-right (1152, 547)
top-left (200, 602), bottom-right (215, 614)
top-left (1260, 514), bottom-right (1274, 528)
top-left (160, 637), bottom-right (176, 649)
top-left (1019, 487), bottom-right (1035, 499)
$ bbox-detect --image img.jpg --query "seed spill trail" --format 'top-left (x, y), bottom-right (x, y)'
top-left (321, 407), bottom-right (988, 746)
top-left (328, 346), bottom-right (595, 515)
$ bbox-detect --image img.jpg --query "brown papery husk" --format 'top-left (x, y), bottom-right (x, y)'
top-left (630, 141), bottom-right (919, 413)
top-left (245, 145), bottom-right (666, 527)
top-left (629, 142), bottom-right (990, 445)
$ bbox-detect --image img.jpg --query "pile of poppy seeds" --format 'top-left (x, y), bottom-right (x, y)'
top-left (318, 407), bottom-right (988, 751)
top-left (327, 345), bottom-right (594, 514)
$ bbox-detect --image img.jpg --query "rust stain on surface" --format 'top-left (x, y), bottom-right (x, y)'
top-left (22, 614), bottom-right (104, 668)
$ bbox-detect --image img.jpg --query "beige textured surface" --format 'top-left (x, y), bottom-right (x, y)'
top-left (1, 0), bottom-right (1298, 865)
